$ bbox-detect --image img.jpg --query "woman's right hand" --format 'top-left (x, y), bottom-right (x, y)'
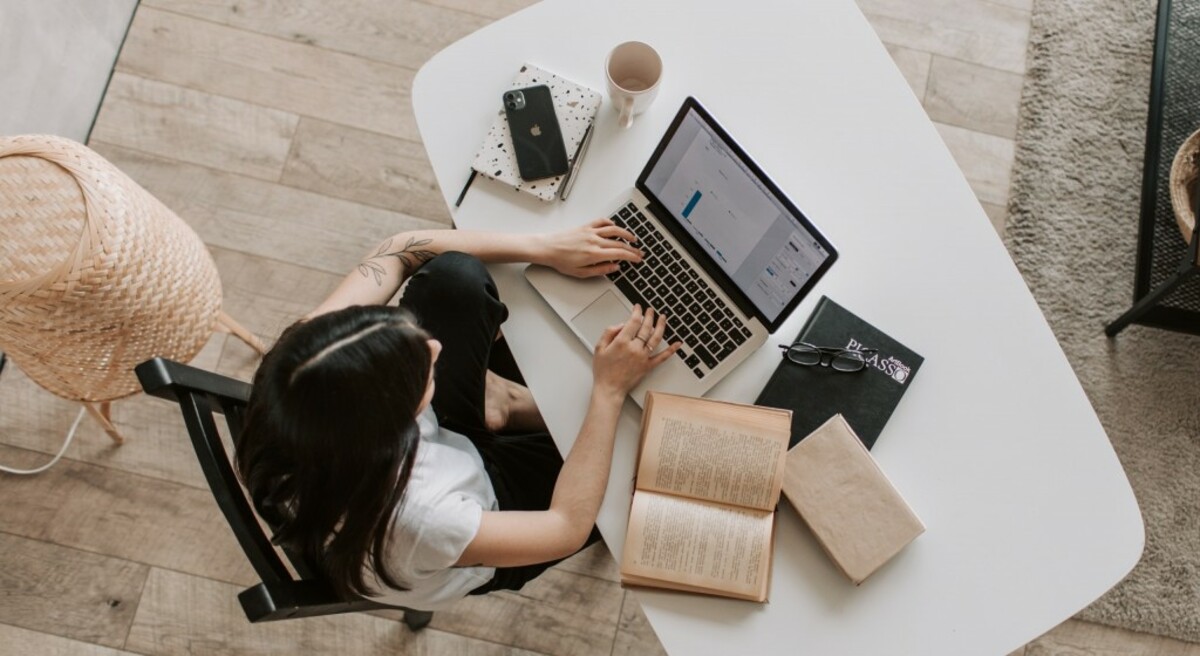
top-left (592, 305), bottom-right (681, 397)
top-left (537, 218), bottom-right (643, 279)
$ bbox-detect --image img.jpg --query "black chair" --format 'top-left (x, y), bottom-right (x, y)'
top-left (135, 356), bottom-right (433, 630)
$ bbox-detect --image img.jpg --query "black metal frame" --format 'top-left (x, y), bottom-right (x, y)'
top-left (1107, 208), bottom-right (1200, 336)
top-left (1107, 0), bottom-right (1200, 336)
top-left (135, 357), bottom-right (433, 629)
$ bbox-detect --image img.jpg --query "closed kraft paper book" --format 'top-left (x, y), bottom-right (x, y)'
top-left (781, 414), bottom-right (924, 584)
top-left (620, 391), bottom-right (792, 602)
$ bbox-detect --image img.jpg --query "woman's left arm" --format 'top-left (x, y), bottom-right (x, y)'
top-left (306, 218), bottom-right (642, 319)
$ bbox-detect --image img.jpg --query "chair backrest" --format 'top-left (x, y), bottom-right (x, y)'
top-left (135, 357), bottom-right (399, 622)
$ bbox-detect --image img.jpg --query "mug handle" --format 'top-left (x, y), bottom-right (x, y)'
top-left (618, 96), bottom-right (635, 130)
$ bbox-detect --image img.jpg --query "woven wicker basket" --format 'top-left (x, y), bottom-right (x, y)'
top-left (1170, 127), bottom-right (1200, 261)
top-left (0, 135), bottom-right (260, 442)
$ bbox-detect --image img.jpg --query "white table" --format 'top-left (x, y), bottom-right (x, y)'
top-left (412, 1), bottom-right (1144, 653)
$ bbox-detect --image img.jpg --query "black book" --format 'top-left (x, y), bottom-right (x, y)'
top-left (755, 296), bottom-right (923, 449)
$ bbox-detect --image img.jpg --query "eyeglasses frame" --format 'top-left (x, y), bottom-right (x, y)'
top-left (777, 342), bottom-right (878, 372)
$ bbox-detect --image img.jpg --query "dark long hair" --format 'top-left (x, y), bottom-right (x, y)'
top-left (236, 305), bottom-right (432, 599)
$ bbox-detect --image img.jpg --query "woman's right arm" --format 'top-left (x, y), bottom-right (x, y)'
top-left (456, 305), bottom-right (679, 568)
top-left (305, 220), bottom-right (641, 321)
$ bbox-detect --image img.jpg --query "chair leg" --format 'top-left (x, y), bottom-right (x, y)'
top-left (216, 311), bottom-right (267, 355)
top-left (84, 402), bottom-right (125, 445)
top-left (402, 610), bottom-right (433, 631)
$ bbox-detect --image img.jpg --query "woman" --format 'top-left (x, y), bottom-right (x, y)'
top-left (236, 218), bottom-right (679, 611)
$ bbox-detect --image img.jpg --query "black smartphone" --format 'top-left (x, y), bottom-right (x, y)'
top-left (503, 85), bottom-right (569, 181)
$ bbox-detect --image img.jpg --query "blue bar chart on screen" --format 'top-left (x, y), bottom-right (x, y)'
top-left (682, 190), bottom-right (702, 217)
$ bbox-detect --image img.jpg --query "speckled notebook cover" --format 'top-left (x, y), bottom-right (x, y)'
top-left (472, 64), bottom-right (602, 201)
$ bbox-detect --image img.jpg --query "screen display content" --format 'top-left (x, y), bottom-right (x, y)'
top-left (643, 108), bottom-right (831, 323)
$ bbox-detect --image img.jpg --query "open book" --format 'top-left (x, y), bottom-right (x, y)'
top-left (619, 392), bottom-right (792, 602)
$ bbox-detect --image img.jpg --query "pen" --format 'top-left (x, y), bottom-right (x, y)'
top-left (559, 123), bottom-right (594, 201)
top-left (454, 170), bottom-right (477, 207)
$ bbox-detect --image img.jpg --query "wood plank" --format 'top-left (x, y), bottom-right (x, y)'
top-left (0, 624), bottom-right (138, 656)
top-left (924, 55), bottom-right (1024, 139)
top-left (414, 0), bottom-right (537, 21)
top-left (280, 117), bottom-right (453, 223)
top-left (90, 142), bottom-right (446, 276)
top-left (117, 7), bottom-right (420, 141)
top-left (0, 533), bottom-right (148, 649)
top-left (90, 72), bottom-right (298, 181)
top-left (857, 0), bottom-right (1030, 74)
top-left (209, 244), bottom-right (346, 339)
top-left (935, 121), bottom-right (1015, 207)
top-left (885, 42), bottom-right (932, 103)
top-left (1024, 618), bottom-right (1200, 655)
top-left (0, 336), bottom-right (225, 489)
top-left (0, 444), bottom-right (255, 586)
top-left (428, 567), bottom-right (623, 656)
top-left (983, 201), bottom-right (1007, 236)
top-left (126, 567), bottom-right (538, 655)
top-left (988, 0), bottom-right (1033, 11)
top-left (216, 331), bottom-right (268, 385)
top-left (612, 592), bottom-right (667, 656)
top-left (555, 541), bottom-right (621, 583)
top-left (145, 0), bottom-right (490, 69)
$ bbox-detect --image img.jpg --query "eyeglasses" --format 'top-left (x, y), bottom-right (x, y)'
top-left (778, 342), bottom-right (877, 373)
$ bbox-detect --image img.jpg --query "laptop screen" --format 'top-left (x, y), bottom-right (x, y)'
top-left (639, 98), bottom-right (836, 328)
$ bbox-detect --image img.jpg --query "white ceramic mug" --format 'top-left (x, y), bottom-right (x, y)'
top-left (605, 41), bottom-right (663, 129)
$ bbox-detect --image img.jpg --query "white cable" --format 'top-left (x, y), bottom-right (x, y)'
top-left (0, 406), bottom-right (87, 475)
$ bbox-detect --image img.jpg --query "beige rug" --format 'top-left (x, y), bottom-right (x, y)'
top-left (1006, 0), bottom-right (1200, 643)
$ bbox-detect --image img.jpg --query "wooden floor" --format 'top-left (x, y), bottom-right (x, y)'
top-left (1, 0), bottom-right (1197, 654)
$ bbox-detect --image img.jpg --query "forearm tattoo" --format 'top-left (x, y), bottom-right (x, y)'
top-left (357, 236), bottom-right (437, 285)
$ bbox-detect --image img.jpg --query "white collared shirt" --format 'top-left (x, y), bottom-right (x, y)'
top-left (365, 407), bottom-right (498, 610)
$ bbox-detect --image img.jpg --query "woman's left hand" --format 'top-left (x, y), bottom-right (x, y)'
top-left (538, 218), bottom-right (643, 278)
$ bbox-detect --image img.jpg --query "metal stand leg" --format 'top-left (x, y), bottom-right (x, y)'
top-left (1106, 221), bottom-right (1200, 337)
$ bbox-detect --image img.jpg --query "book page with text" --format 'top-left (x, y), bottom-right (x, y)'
top-left (637, 393), bottom-right (790, 510)
top-left (621, 491), bottom-right (773, 600)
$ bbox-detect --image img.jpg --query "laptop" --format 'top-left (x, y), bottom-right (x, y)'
top-left (525, 97), bottom-right (837, 405)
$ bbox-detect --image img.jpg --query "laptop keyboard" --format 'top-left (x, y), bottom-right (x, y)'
top-left (606, 202), bottom-right (752, 379)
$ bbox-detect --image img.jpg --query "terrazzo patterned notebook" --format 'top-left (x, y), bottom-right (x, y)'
top-left (471, 64), bottom-right (602, 201)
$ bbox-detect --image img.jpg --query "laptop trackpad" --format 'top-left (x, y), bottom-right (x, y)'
top-left (572, 291), bottom-right (630, 346)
